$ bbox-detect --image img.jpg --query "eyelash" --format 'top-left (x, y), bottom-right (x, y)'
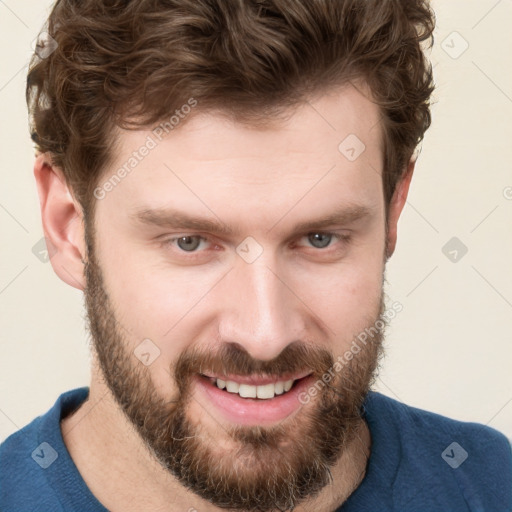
top-left (160, 232), bottom-right (351, 258)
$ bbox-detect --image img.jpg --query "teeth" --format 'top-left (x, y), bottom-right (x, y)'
top-left (239, 384), bottom-right (257, 398)
top-left (226, 380), bottom-right (239, 393)
top-left (216, 378), bottom-right (295, 399)
top-left (256, 383), bottom-right (275, 399)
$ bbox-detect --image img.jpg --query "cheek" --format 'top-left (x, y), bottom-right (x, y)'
top-left (98, 254), bottom-right (216, 395)
top-left (93, 232), bottom-right (214, 372)
top-left (102, 255), bottom-right (214, 339)
top-left (305, 266), bottom-right (382, 340)
top-left (296, 239), bottom-right (385, 346)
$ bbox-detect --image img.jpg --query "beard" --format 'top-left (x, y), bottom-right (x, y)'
top-left (83, 223), bottom-right (385, 512)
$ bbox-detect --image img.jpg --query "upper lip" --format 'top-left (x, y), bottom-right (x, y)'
top-left (200, 371), bottom-right (313, 386)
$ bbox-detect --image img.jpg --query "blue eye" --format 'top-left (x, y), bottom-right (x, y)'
top-left (307, 232), bottom-right (334, 249)
top-left (300, 232), bottom-right (351, 251)
top-left (173, 235), bottom-right (207, 252)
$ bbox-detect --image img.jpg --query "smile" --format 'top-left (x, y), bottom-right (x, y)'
top-left (194, 372), bottom-right (314, 425)
top-left (213, 377), bottom-right (296, 399)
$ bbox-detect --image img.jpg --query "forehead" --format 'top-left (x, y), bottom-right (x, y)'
top-left (96, 84), bottom-right (384, 232)
top-left (141, 84), bottom-right (381, 165)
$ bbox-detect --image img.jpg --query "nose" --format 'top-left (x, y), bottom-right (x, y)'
top-left (216, 252), bottom-right (306, 362)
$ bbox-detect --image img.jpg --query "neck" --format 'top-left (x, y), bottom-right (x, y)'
top-left (61, 377), bottom-right (371, 512)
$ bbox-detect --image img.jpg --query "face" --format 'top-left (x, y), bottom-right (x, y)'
top-left (84, 84), bottom-right (389, 511)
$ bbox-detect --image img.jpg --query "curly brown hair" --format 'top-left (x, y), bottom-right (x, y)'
top-left (27, 0), bottom-right (435, 220)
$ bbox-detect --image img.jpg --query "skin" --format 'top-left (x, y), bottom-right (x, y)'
top-left (34, 83), bottom-right (413, 512)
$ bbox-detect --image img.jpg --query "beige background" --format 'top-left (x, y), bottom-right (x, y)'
top-left (1, 0), bottom-right (511, 444)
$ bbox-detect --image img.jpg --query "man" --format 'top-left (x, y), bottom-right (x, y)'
top-left (1, 0), bottom-right (511, 510)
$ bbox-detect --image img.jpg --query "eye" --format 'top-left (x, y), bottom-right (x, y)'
top-left (168, 235), bottom-right (209, 252)
top-left (300, 232), bottom-right (349, 250)
top-left (306, 232), bottom-right (333, 249)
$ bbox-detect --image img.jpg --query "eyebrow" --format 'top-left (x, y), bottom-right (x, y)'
top-left (130, 204), bottom-right (373, 237)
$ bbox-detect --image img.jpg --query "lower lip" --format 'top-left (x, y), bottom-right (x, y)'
top-left (194, 375), bottom-right (314, 426)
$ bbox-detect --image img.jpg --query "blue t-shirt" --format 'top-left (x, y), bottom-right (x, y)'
top-left (0, 387), bottom-right (511, 511)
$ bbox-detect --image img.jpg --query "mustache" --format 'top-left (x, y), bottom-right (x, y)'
top-left (173, 341), bottom-right (335, 390)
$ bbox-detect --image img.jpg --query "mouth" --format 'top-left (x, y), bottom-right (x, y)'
top-left (202, 372), bottom-right (311, 400)
top-left (194, 372), bottom-right (314, 426)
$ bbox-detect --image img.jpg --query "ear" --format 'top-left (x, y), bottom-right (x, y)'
top-left (385, 158), bottom-right (415, 259)
top-left (34, 154), bottom-right (86, 290)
